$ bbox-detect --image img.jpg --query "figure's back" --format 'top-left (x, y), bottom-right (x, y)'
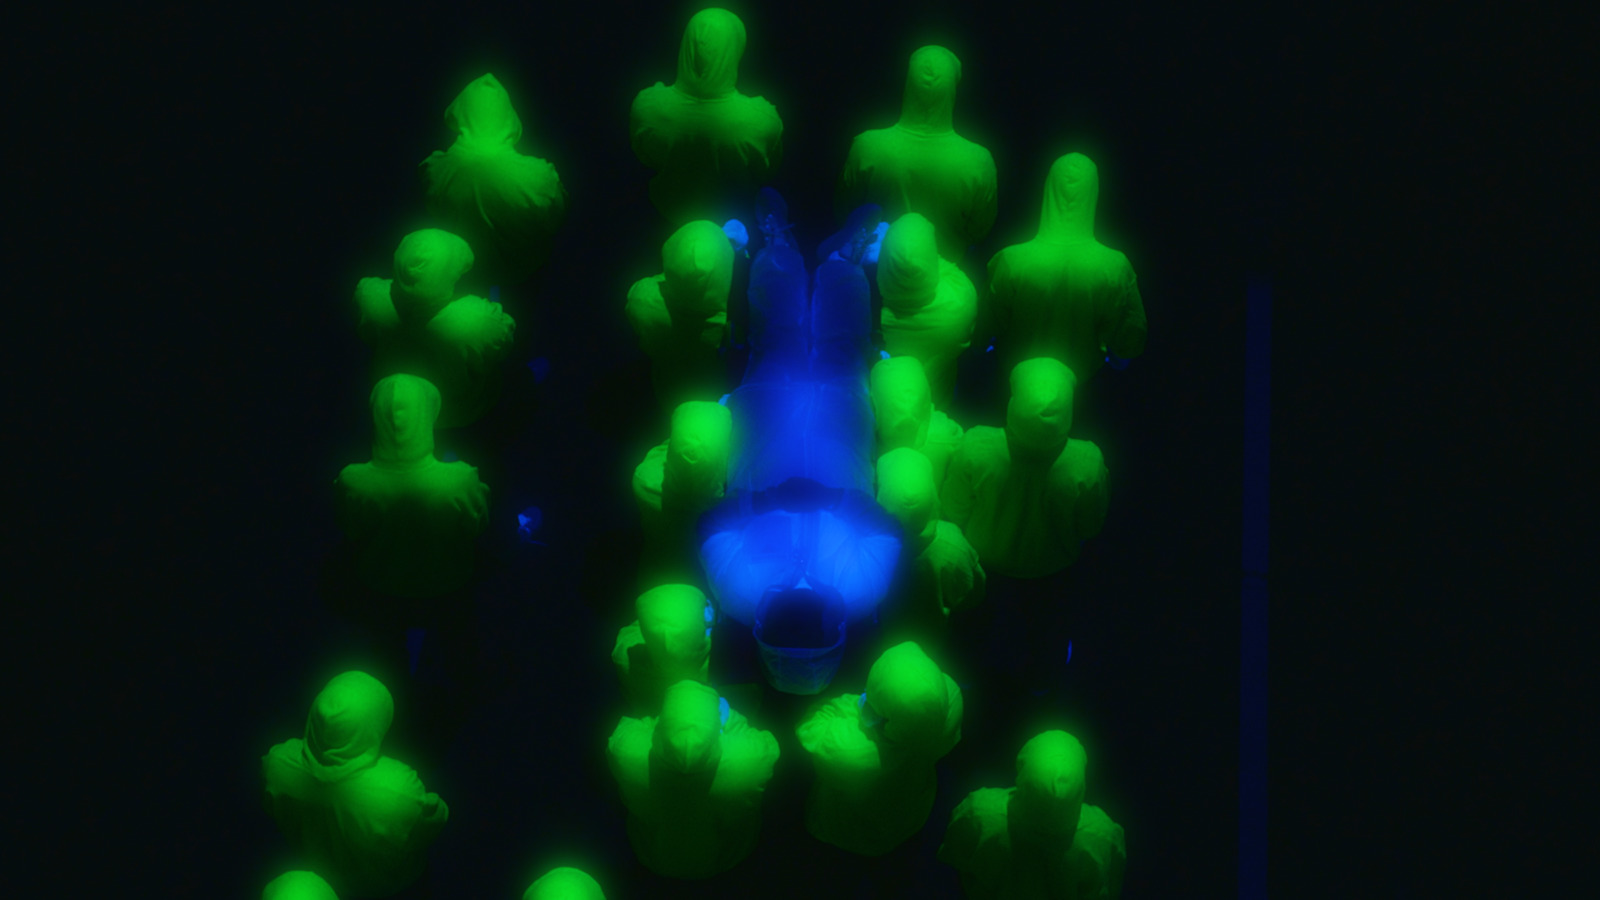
top-left (991, 237), bottom-right (1137, 381)
top-left (631, 85), bottom-right (782, 226)
top-left (336, 459), bottom-right (487, 599)
top-left (262, 743), bottom-right (441, 898)
top-left (843, 126), bottom-right (996, 262)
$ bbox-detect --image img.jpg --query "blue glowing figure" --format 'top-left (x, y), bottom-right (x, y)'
top-left (723, 219), bottom-right (750, 257)
top-left (700, 190), bottom-right (902, 694)
top-left (1104, 353), bottom-right (1130, 371)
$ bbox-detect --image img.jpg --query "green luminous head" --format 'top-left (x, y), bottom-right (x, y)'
top-left (663, 399), bottom-right (733, 503)
top-left (661, 220), bottom-right (734, 321)
top-left (877, 213), bottom-right (941, 313)
top-left (522, 867), bottom-right (605, 900)
top-left (1006, 359), bottom-right (1076, 454)
top-left (652, 680), bottom-right (724, 773)
top-left (368, 374), bottom-right (441, 466)
top-left (900, 45), bottom-right (962, 135)
top-left (1012, 730), bottom-right (1088, 841)
top-left (870, 355), bottom-right (934, 450)
top-left (637, 584), bottom-right (711, 672)
top-left (675, 9), bottom-right (747, 99)
top-left (304, 671), bottom-right (394, 782)
top-left (262, 871), bottom-right (339, 900)
top-left (876, 447), bottom-right (940, 543)
top-left (445, 73), bottom-right (524, 148)
top-left (1039, 153), bottom-right (1100, 243)
top-left (865, 642), bottom-right (953, 750)
top-left (391, 229), bottom-right (474, 324)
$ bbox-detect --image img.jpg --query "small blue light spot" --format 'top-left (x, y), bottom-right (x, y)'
top-left (719, 696), bottom-right (731, 727)
top-left (985, 343), bottom-right (995, 353)
top-left (1067, 640), bottom-right (1073, 664)
top-left (718, 393), bottom-right (731, 406)
top-left (527, 357), bottom-right (550, 383)
top-left (517, 506), bottom-right (544, 544)
top-left (880, 350), bottom-right (891, 360)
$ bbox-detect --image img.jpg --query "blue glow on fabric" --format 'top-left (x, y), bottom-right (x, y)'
top-left (699, 193), bottom-right (902, 634)
top-left (527, 357), bottom-right (551, 383)
top-left (517, 506), bottom-right (545, 545)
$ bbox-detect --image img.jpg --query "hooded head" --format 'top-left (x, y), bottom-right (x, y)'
top-left (651, 680), bottom-right (723, 773)
top-left (864, 642), bottom-right (952, 751)
top-left (1039, 153), bottom-right (1099, 243)
top-left (522, 867), bottom-right (605, 900)
top-left (876, 448), bottom-right (939, 551)
top-left (663, 400), bottom-right (733, 507)
top-left (661, 220), bottom-right (734, 322)
top-left (898, 46), bottom-right (961, 135)
top-left (1005, 359), bottom-right (1076, 459)
top-left (870, 356), bottom-right (934, 450)
top-left (262, 871), bottom-right (339, 900)
top-left (1010, 730), bottom-right (1088, 842)
top-left (368, 374), bottom-right (441, 466)
top-left (302, 671), bottom-right (394, 783)
top-left (674, 9), bottom-right (747, 99)
top-left (444, 73), bottom-right (524, 148)
top-left (637, 584), bottom-right (711, 674)
top-left (876, 213), bottom-right (941, 314)
top-left (391, 229), bottom-right (475, 324)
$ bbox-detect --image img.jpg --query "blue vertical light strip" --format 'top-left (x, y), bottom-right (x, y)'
top-left (1241, 275), bottom-right (1271, 899)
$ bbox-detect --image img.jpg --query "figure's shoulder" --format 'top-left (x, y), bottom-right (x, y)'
top-left (607, 715), bottom-right (657, 769)
top-left (632, 442), bottom-right (669, 499)
top-left (1063, 439), bottom-right (1107, 478)
top-left (962, 425), bottom-right (1007, 451)
top-left (612, 621), bottom-right (644, 669)
top-left (967, 786), bottom-right (1012, 822)
top-left (929, 409), bottom-right (965, 444)
top-left (937, 259), bottom-right (979, 304)
top-left (625, 277), bottom-right (668, 325)
top-left (262, 738), bottom-right (306, 773)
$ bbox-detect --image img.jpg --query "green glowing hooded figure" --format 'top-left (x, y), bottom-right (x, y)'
top-left (869, 355), bottom-right (964, 491)
top-left (795, 641), bottom-right (963, 856)
top-left (262, 871), bottom-right (339, 900)
top-left (876, 449), bottom-right (985, 649)
top-left (607, 680), bottom-right (780, 879)
top-left (334, 375), bottom-right (489, 600)
top-left (634, 400), bottom-right (733, 588)
top-left (421, 73), bottom-right (567, 286)
top-left (836, 46), bottom-right (997, 263)
top-left (630, 8), bottom-right (785, 226)
top-left (987, 153), bottom-right (1147, 382)
top-left (625, 221), bottom-right (735, 409)
top-left (353, 229), bottom-right (516, 429)
top-left (613, 584), bottom-right (714, 714)
top-left (262, 672), bottom-right (449, 899)
top-left (938, 731), bottom-right (1126, 899)
top-left (522, 867), bottom-right (605, 900)
top-left (941, 359), bottom-right (1107, 578)
top-left (874, 215), bottom-right (978, 408)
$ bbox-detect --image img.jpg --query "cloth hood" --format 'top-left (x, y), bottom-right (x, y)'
top-left (898, 45), bottom-right (961, 135)
top-left (523, 867), bottom-right (605, 900)
top-left (391, 229), bottom-right (475, 324)
top-left (1005, 358), bottom-right (1076, 459)
top-left (864, 642), bottom-right (951, 751)
top-left (1011, 730), bottom-right (1087, 841)
top-left (368, 374), bottom-right (440, 466)
top-left (445, 73), bottom-right (524, 148)
top-left (652, 680), bottom-right (723, 773)
top-left (302, 671), bottom-right (394, 783)
top-left (262, 871), bottom-right (338, 900)
top-left (674, 8), bottom-right (747, 99)
top-left (664, 400), bottom-right (733, 507)
top-left (877, 213), bottom-right (941, 313)
top-left (661, 220), bottom-right (734, 321)
top-left (870, 356), bottom-right (934, 451)
top-left (1039, 152), bottom-right (1099, 243)
top-left (637, 584), bottom-right (711, 673)
top-left (876, 448), bottom-right (939, 553)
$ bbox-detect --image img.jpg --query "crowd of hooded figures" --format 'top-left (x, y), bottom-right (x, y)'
top-left (257, 9), bottom-right (1148, 899)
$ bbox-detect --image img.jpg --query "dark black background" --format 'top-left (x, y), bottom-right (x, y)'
top-left (13, 1), bottom-right (1587, 898)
